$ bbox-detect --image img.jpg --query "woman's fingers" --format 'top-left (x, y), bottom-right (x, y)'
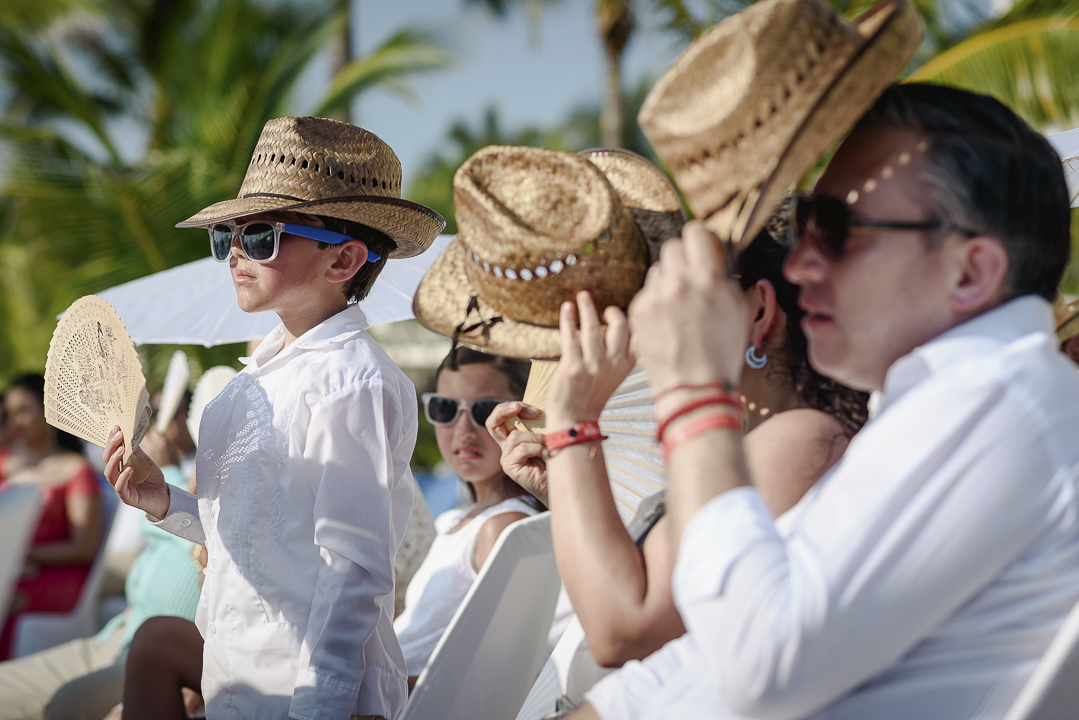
top-left (603, 305), bottom-right (632, 363)
top-left (486, 401), bottom-right (523, 443)
top-left (558, 300), bottom-right (583, 366)
top-left (682, 221), bottom-right (726, 282)
top-left (103, 444), bottom-right (124, 487)
top-left (576, 291), bottom-right (605, 366)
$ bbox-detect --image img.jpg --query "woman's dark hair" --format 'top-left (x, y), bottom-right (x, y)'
top-left (434, 347), bottom-right (544, 509)
top-left (736, 230), bottom-right (869, 436)
top-left (7, 373), bottom-right (85, 453)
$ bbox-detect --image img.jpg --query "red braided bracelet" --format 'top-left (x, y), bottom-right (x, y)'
top-left (661, 412), bottom-right (742, 461)
top-left (655, 394), bottom-right (743, 444)
top-left (543, 421), bottom-right (608, 459)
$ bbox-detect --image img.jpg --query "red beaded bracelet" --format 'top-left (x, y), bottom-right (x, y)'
top-left (661, 411), bottom-right (742, 461)
top-left (655, 394), bottom-right (743, 444)
top-left (543, 421), bottom-right (608, 459)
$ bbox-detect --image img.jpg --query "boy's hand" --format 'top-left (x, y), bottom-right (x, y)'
top-left (486, 402), bottom-right (548, 504)
top-left (103, 425), bottom-right (171, 521)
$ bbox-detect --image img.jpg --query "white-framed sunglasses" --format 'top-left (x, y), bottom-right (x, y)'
top-left (421, 393), bottom-right (504, 427)
top-left (208, 220), bottom-right (381, 264)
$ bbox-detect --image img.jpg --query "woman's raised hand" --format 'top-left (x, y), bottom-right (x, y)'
top-left (102, 425), bottom-right (171, 520)
top-left (486, 402), bottom-right (549, 504)
top-left (547, 291), bottom-right (635, 430)
top-left (629, 222), bottom-right (749, 395)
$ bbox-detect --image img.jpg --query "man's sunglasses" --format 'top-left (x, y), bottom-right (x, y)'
top-left (208, 220), bottom-right (381, 264)
top-left (421, 393), bottom-right (503, 428)
top-left (787, 192), bottom-right (978, 260)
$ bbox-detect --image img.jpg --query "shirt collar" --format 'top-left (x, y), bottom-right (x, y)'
top-left (870, 295), bottom-right (1054, 418)
top-left (239, 304), bottom-right (371, 372)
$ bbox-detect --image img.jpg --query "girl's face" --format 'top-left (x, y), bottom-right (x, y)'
top-left (4, 387), bottom-right (50, 448)
top-left (433, 363), bottom-right (513, 486)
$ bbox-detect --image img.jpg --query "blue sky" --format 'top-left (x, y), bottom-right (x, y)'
top-left (301, 0), bottom-right (688, 189)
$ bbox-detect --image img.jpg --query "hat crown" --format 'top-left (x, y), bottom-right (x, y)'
top-left (237, 116), bottom-right (404, 203)
top-left (454, 147), bottom-right (619, 266)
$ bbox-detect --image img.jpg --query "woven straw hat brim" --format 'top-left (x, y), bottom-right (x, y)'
top-left (175, 194), bottom-right (446, 260)
top-left (726, 0), bottom-right (923, 246)
top-left (413, 236), bottom-right (561, 359)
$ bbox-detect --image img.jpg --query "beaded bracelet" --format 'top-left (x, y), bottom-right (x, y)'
top-left (543, 421), bottom-right (608, 459)
top-left (661, 411), bottom-right (743, 461)
top-left (655, 393), bottom-right (743, 444)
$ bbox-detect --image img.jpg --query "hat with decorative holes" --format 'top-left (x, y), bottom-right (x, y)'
top-left (412, 146), bottom-right (684, 360)
top-left (638, 0), bottom-right (923, 251)
top-left (1056, 295), bottom-right (1079, 344)
top-left (176, 117), bottom-right (446, 259)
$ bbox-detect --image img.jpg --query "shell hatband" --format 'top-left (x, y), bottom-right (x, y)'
top-left (462, 228), bottom-right (616, 282)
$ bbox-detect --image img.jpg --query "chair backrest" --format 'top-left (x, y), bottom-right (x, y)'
top-left (1003, 597), bottom-right (1079, 720)
top-left (402, 512), bottom-right (562, 720)
top-left (0, 485), bottom-right (44, 615)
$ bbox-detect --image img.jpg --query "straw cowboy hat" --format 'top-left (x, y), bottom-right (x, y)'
top-left (1057, 296), bottom-right (1079, 344)
top-left (413, 146), bottom-right (685, 359)
top-left (638, 0), bottom-right (923, 249)
top-left (177, 117), bottom-right (445, 258)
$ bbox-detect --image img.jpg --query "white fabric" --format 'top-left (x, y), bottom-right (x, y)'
top-left (587, 296), bottom-right (1079, 720)
top-left (94, 235), bottom-right (452, 347)
top-left (1003, 597), bottom-right (1079, 720)
top-left (394, 497), bottom-right (538, 675)
top-left (1047, 127), bottom-right (1079, 207)
top-left (150, 304), bottom-right (416, 720)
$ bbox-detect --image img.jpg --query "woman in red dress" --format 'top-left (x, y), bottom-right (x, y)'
top-left (0, 374), bottom-right (102, 659)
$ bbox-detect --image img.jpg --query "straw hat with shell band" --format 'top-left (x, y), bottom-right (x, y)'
top-left (177, 116), bottom-right (445, 258)
top-left (1056, 296), bottom-right (1079, 344)
top-left (413, 146), bottom-right (684, 360)
top-left (638, 0), bottom-right (923, 251)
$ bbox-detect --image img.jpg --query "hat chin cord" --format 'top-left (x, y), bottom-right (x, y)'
top-left (448, 296), bottom-right (504, 369)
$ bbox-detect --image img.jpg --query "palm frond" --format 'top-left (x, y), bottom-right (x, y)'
top-left (909, 18), bottom-right (1079, 133)
top-left (312, 28), bottom-right (452, 119)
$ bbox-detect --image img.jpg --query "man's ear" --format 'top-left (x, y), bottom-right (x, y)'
top-left (748, 279), bottom-right (780, 351)
top-left (949, 236), bottom-right (1009, 315)
top-left (325, 240), bottom-right (369, 284)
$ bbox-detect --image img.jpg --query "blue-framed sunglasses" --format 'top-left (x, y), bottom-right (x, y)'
top-left (208, 220), bottom-right (381, 264)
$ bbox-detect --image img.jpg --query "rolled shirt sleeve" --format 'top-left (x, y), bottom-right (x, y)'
top-left (288, 379), bottom-right (412, 720)
top-left (146, 485), bottom-right (206, 546)
top-left (670, 371), bottom-right (1067, 720)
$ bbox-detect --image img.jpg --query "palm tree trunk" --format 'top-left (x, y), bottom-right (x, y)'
top-left (329, 0), bottom-right (352, 122)
top-left (597, 0), bottom-right (634, 148)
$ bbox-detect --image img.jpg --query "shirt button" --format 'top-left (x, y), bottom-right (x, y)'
top-left (235, 566), bottom-right (243, 577)
top-left (208, 623), bottom-right (216, 636)
top-left (180, 518), bottom-right (191, 528)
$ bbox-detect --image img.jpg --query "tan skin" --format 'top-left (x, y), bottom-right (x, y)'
top-left (101, 212), bottom-right (372, 520)
top-left (1064, 336), bottom-right (1079, 365)
top-left (405, 363), bottom-right (530, 691)
top-left (2, 387), bottom-right (101, 569)
top-left (488, 286), bottom-right (848, 668)
top-left (562, 128), bottom-right (1010, 719)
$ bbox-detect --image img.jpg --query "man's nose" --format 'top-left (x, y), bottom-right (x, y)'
top-left (783, 235), bottom-right (826, 286)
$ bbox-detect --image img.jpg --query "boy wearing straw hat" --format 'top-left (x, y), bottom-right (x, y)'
top-left (549, 0), bottom-right (1079, 719)
top-left (102, 117), bottom-right (445, 720)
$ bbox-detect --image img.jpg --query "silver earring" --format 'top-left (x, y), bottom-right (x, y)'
top-left (745, 345), bottom-right (768, 369)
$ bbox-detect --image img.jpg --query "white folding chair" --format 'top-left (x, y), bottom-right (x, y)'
top-left (1003, 597), bottom-right (1079, 720)
top-left (402, 512), bottom-right (562, 720)
top-left (0, 485), bottom-right (45, 617)
top-left (13, 486), bottom-right (120, 657)
top-left (516, 616), bottom-right (587, 720)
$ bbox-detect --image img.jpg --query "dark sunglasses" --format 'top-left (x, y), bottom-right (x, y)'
top-left (421, 393), bottom-right (503, 428)
top-left (787, 192), bottom-right (978, 260)
top-left (208, 220), bottom-right (382, 264)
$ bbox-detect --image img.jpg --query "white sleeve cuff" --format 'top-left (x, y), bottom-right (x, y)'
top-left (673, 486), bottom-right (778, 609)
top-left (146, 487), bottom-right (206, 545)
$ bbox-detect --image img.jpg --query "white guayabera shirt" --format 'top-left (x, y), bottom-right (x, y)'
top-left (588, 296), bottom-right (1079, 720)
top-left (152, 304), bottom-right (415, 720)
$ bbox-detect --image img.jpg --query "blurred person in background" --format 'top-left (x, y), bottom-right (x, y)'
top-left (1057, 296), bottom-right (1079, 365)
top-left (489, 228), bottom-right (868, 712)
top-left (0, 374), bottom-right (101, 661)
top-left (0, 422), bottom-right (201, 720)
top-left (394, 347), bottom-right (544, 691)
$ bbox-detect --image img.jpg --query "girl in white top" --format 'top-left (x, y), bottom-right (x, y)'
top-left (395, 348), bottom-right (543, 687)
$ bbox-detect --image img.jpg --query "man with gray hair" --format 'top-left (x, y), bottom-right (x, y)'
top-left (567, 82), bottom-right (1079, 720)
